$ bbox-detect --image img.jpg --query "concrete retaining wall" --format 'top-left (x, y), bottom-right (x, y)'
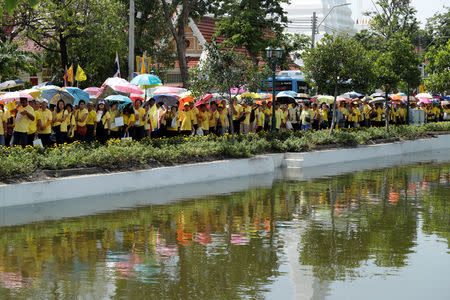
top-left (0, 135), bottom-right (449, 208)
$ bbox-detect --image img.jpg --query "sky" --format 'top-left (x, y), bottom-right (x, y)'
top-left (411, 0), bottom-right (447, 26)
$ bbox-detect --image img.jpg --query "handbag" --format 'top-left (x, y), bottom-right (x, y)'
top-left (238, 114), bottom-right (246, 123)
top-left (196, 127), bottom-right (204, 136)
top-left (121, 132), bottom-right (132, 142)
top-left (285, 120), bottom-right (293, 130)
top-left (76, 125), bottom-right (87, 136)
top-left (33, 137), bottom-right (43, 148)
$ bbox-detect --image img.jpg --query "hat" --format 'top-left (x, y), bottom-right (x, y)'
top-left (98, 100), bottom-right (106, 104)
top-left (40, 99), bottom-right (48, 104)
top-left (184, 102), bottom-right (190, 106)
top-left (218, 104), bottom-right (224, 108)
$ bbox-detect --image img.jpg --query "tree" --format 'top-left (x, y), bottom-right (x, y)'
top-left (423, 7), bottom-right (450, 49)
top-left (160, 0), bottom-right (211, 88)
top-left (0, 40), bottom-right (39, 81)
top-left (213, 0), bottom-right (288, 66)
top-left (302, 34), bottom-right (375, 133)
top-left (189, 43), bottom-right (261, 143)
top-left (2, 0), bottom-right (38, 15)
top-left (132, 0), bottom-right (176, 82)
top-left (366, 0), bottom-right (419, 41)
top-left (424, 40), bottom-right (450, 95)
top-left (372, 34), bottom-right (420, 132)
top-left (278, 33), bottom-right (310, 70)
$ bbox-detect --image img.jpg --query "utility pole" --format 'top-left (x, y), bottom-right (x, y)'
top-left (311, 12), bottom-right (317, 51)
top-left (128, 0), bottom-right (135, 81)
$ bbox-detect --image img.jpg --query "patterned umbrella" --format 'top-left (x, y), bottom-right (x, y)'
top-left (0, 80), bottom-right (25, 90)
top-left (130, 74), bottom-right (162, 89)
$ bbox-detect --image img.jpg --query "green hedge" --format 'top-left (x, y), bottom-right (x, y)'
top-left (1, 122), bottom-right (449, 181)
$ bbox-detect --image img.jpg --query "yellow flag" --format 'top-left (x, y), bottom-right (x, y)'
top-left (67, 64), bottom-right (74, 84)
top-left (419, 85), bottom-right (424, 93)
top-left (140, 56), bottom-right (146, 74)
top-left (75, 65), bottom-right (87, 81)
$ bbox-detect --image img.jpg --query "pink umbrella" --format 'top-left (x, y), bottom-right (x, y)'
top-left (0, 92), bottom-right (34, 103)
top-left (153, 86), bottom-right (184, 95)
top-left (417, 97), bottom-right (431, 104)
top-left (84, 87), bottom-right (100, 96)
top-left (230, 86), bottom-right (246, 94)
top-left (115, 84), bottom-right (143, 95)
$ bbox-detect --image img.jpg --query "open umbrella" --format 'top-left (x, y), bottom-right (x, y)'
top-left (84, 87), bottom-right (100, 96)
top-left (277, 90), bottom-right (297, 98)
top-left (130, 74), bottom-right (162, 89)
top-left (417, 97), bottom-right (431, 104)
top-left (178, 96), bottom-right (194, 110)
top-left (115, 84), bottom-right (143, 95)
top-left (153, 94), bottom-right (178, 106)
top-left (370, 92), bottom-right (385, 98)
top-left (0, 92), bottom-right (34, 103)
top-left (370, 97), bottom-right (386, 104)
top-left (416, 93), bottom-right (432, 99)
top-left (297, 93), bottom-right (310, 99)
top-left (153, 85), bottom-right (185, 95)
top-left (96, 77), bottom-right (131, 99)
top-left (391, 94), bottom-right (403, 101)
top-left (341, 91), bottom-right (362, 99)
top-left (316, 95), bottom-right (334, 104)
top-left (276, 95), bottom-right (296, 104)
top-left (105, 95), bottom-right (133, 109)
top-left (41, 88), bottom-right (73, 105)
top-left (64, 87), bottom-right (90, 105)
top-left (32, 81), bottom-right (54, 89)
top-left (0, 80), bottom-right (25, 91)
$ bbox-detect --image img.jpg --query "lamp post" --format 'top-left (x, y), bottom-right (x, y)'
top-left (266, 46), bottom-right (283, 131)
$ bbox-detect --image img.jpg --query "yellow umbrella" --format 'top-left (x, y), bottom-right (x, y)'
top-left (20, 88), bottom-right (42, 99)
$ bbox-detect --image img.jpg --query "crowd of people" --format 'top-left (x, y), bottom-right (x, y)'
top-left (0, 96), bottom-right (449, 148)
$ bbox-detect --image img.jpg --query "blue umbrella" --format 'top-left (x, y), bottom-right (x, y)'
top-left (277, 91), bottom-right (297, 98)
top-left (41, 88), bottom-right (73, 105)
top-left (130, 74), bottom-right (162, 89)
top-left (105, 94), bottom-right (133, 104)
top-left (64, 87), bottom-right (90, 105)
top-left (0, 79), bottom-right (25, 90)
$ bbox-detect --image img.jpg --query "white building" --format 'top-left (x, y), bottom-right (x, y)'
top-left (284, 0), bottom-right (356, 41)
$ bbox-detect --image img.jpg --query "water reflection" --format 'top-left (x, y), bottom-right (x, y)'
top-left (0, 163), bottom-right (449, 299)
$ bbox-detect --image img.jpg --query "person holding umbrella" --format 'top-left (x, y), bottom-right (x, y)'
top-left (134, 99), bottom-right (146, 141)
top-left (26, 100), bottom-right (40, 146)
top-left (85, 102), bottom-right (97, 142)
top-left (13, 97), bottom-right (35, 147)
top-left (0, 104), bottom-right (7, 146)
top-left (75, 100), bottom-right (88, 141)
top-left (94, 101), bottom-right (111, 143)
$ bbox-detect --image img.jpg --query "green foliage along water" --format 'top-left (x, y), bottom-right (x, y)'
top-left (0, 163), bottom-right (449, 299)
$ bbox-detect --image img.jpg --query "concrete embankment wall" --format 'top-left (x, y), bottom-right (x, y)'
top-left (0, 135), bottom-right (449, 208)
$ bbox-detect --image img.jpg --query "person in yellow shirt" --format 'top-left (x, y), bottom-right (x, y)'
top-left (217, 104), bottom-right (228, 136)
top-left (133, 99), bottom-right (146, 141)
top-left (179, 102), bottom-right (193, 136)
top-left (142, 102), bottom-right (151, 137)
top-left (0, 104), bottom-right (7, 146)
top-left (13, 97), bottom-right (35, 147)
top-left (60, 104), bottom-right (76, 143)
top-left (337, 102), bottom-right (348, 128)
top-left (240, 102), bottom-right (252, 134)
top-left (273, 102), bottom-right (284, 131)
top-left (431, 103), bottom-right (441, 122)
top-left (362, 100), bottom-right (372, 127)
top-left (188, 101), bottom-right (199, 133)
top-left (37, 100), bottom-right (53, 146)
top-left (166, 106), bottom-right (179, 137)
top-left (371, 103), bottom-right (384, 127)
top-left (320, 103), bottom-right (329, 129)
top-left (347, 102), bottom-right (362, 128)
top-left (443, 104), bottom-right (450, 121)
top-left (256, 105), bottom-right (265, 132)
top-left (109, 102), bottom-right (121, 139)
top-left (53, 99), bottom-right (67, 144)
top-left (26, 100), bottom-right (40, 146)
top-left (300, 102), bottom-right (313, 131)
top-left (75, 100), bottom-right (88, 141)
top-left (231, 98), bottom-right (243, 135)
top-left (209, 102), bottom-right (220, 135)
top-left (85, 102), bottom-right (97, 142)
top-left (121, 104), bottom-right (135, 137)
top-left (197, 104), bottom-right (210, 135)
top-left (263, 101), bottom-right (272, 131)
top-left (94, 100), bottom-right (111, 143)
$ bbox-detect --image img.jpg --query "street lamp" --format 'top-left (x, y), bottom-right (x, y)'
top-left (266, 46), bottom-right (284, 131)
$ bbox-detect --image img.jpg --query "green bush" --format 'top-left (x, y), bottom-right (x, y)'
top-left (1, 122), bottom-right (449, 181)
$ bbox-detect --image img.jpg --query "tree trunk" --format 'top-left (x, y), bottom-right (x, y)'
top-left (176, 35), bottom-right (189, 88)
top-left (385, 90), bottom-right (390, 133)
top-left (329, 77), bottom-right (338, 134)
top-left (59, 33), bottom-right (68, 72)
top-left (227, 95), bottom-right (235, 144)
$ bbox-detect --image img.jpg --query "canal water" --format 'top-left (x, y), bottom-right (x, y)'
top-left (0, 162), bottom-right (449, 299)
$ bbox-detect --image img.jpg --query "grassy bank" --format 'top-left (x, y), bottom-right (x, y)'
top-left (1, 122), bottom-right (449, 182)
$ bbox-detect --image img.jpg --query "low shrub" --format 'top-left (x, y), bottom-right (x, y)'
top-left (1, 122), bottom-right (449, 181)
